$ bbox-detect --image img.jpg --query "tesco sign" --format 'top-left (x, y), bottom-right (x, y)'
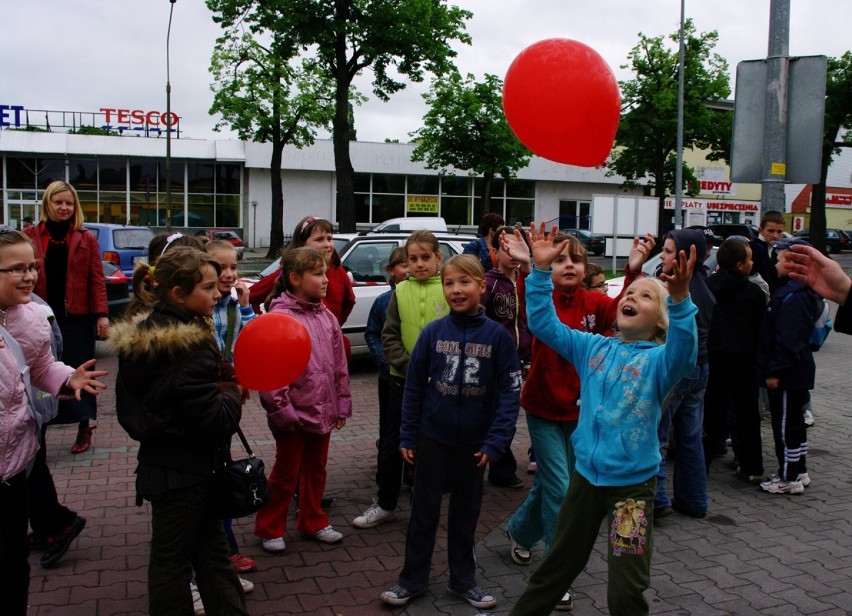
top-left (100, 107), bottom-right (179, 127)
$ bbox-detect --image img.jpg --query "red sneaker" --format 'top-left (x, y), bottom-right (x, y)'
top-left (229, 553), bottom-right (257, 573)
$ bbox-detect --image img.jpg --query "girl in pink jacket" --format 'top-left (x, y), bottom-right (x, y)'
top-left (0, 227), bottom-right (106, 616)
top-left (253, 247), bottom-right (352, 553)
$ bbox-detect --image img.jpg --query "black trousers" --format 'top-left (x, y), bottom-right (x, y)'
top-left (148, 481), bottom-right (246, 616)
top-left (54, 314), bottom-right (98, 423)
top-left (376, 376), bottom-right (405, 511)
top-left (0, 471), bottom-right (30, 616)
top-left (767, 388), bottom-right (809, 481)
top-left (28, 425), bottom-right (77, 536)
top-left (398, 435), bottom-right (485, 593)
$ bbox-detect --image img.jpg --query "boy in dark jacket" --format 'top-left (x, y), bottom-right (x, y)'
top-left (756, 239), bottom-right (821, 495)
top-left (703, 238), bottom-right (767, 482)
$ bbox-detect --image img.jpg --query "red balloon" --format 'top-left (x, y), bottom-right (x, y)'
top-left (503, 38), bottom-right (621, 167)
top-left (233, 313), bottom-right (311, 391)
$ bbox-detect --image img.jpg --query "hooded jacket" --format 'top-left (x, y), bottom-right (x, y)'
top-left (525, 268), bottom-right (698, 486)
top-left (400, 307), bottom-right (521, 461)
top-left (260, 292), bottom-right (352, 435)
top-left (0, 302), bottom-right (73, 480)
top-left (108, 303), bottom-right (242, 479)
top-left (663, 230), bottom-right (715, 365)
top-left (707, 267), bottom-right (766, 357)
top-left (481, 268), bottom-right (531, 361)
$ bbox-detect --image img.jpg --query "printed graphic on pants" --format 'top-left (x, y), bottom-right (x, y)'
top-left (610, 498), bottom-right (648, 556)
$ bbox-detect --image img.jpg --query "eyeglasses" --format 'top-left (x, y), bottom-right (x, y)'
top-left (0, 262), bottom-right (41, 277)
top-left (590, 281), bottom-right (609, 290)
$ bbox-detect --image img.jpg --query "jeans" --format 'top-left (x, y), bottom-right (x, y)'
top-left (508, 413), bottom-right (576, 554)
top-left (376, 376), bottom-right (405, 511)
top-left (655, 363), bottom-right (708, 515)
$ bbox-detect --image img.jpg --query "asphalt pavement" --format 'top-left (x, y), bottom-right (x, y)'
top-left (26, 283), bottom-right (852, 616)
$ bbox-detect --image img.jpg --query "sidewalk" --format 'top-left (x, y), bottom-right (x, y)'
top-left (28, 323), bottom-right (852, 615)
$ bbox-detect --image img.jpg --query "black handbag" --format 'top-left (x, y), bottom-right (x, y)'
top-left (211, 408), bottom-right (271, 519)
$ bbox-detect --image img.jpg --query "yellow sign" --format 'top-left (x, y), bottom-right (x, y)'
top-left (406, 195), bottom-right (439, 214)
top-left (770, 162), bottom-right (787, 176)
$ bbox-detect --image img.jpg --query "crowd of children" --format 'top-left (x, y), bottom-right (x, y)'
top-left (13, 208), bottom-right (842, 615)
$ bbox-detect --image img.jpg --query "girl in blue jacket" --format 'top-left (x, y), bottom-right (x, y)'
top-left (381, 254), bottom-right (522, 611)
top-left (507, 223), bottom-right (698, 616)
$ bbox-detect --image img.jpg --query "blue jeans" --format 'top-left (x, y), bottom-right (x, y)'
top-left (508, 413), bottom-right (577, 554)
top-left (655, 363), bottom-right (708, 515)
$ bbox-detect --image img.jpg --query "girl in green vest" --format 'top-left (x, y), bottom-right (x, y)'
top-left (352, 230), bottom-right (449, 530)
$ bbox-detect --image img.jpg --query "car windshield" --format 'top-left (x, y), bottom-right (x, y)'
top-left (113, 228), bottom-right (155, 249)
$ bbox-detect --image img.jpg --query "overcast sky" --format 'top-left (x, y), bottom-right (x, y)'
top-left (2, 1), bottom-right (850, 144)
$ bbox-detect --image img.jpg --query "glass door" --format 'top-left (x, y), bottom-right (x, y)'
top-left (6, 190), bottom-right (41, 230)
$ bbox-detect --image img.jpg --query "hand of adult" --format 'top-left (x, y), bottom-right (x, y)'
top-left (96, 316), bottom-right (110, 339)
top-left (786, 245), bottom-right (850, 306)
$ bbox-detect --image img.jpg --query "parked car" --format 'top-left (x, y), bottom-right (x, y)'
top-left (561, 228), bottom-right (606, 256)
top-left (606, 247), bottom-right (719, 299)
top-left (242, 230), bottom-right (477, 357)
top-left (708, 223), bottom-right (759, 242)
top-left (83, 223), bottom-right (155, 280)
top-left (103, 262), bottom-right (131, 320)
top-left (686, 225), bottom-right (724, 246)
top-left (792, 228), bottom-right (848, 254)
top-left (195, 229), bottom-right (246, 256)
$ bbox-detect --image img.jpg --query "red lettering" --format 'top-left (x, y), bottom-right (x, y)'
top-left (116, 109), bottom-right (130, 124)
top-left (145, 111), bottom-right (160, 125)
top-left (130, 109), bottom-right (145, 125)
top-left (100, 107), bottom-right (116, 123)
top-left (161, 112), bottom-right (178, 127)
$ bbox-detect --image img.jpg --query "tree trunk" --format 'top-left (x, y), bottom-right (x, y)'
top-left (332, 11), bottom-right (356, 233)
top-left (267, 91), bottom-right (285, 259)
top-left (809, 141), bottom-right (832, 255)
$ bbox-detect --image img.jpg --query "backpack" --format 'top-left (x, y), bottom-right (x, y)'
top-left (782, 291), bottom-right (832, 351)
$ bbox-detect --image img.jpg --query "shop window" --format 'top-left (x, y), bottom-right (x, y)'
top-left (187, 163), bottom-right (214, 193)
top-left (69, 158), bottom-right (98, 191)
top-left (507, 199), bottom-right (535, 227)
top-left (440, 175), bottom-right (471, 196)
top-left (6, 158), bottom-right (36, 189)
top-left (129, 159), bottom-right (160, 193)
top-left (354, 193), bottom-right (370, 222)
top-left (159, 160), bottom-right (185, 191)
top-left (371, 194), bottom-right (404, 222)
top-left (372, 173), bottom-right (405, 194)
top-left (97, 191), bottom-right (126, 223)
top-left (215, 194), bottom-right (240, 227)
top-left (36, 159), bottom-right (66, 188)
top-left (441, 196), bottom-right (472, 227)
top-left (187, 194), bottom-right (214, 227)
top-left (408, 175), bottom-right (439, 195)
top-left (353, 172), bottom-right (371, 193)
top-left (216, 164), bottom-right (241, 195)
top-left (99, 159), bottom-right (127, 192)
top-left (506, 179), bottom-right (535, 198)
top-left (474, 176), bottom-right (505, 200)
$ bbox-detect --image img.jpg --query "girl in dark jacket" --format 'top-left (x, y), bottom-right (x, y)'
top-left (109, 247), bottom-right (248, 616)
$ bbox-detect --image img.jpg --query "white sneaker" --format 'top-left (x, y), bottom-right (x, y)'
top-left (313, 525), bottom-right (343, 544)
top-left (803, 408), bottom-right (815, 426)
top-left (352, 501), bottom-right (398, 529)
top-left (190, 582), bottom-right (204, 615)
top-left (765, 472), bottom-right (811, 487)
top-left (239, 577), bottom-right (254, 594)
top-left (261, 537), bottom-right (286, 553)
top-left (555, 589), bottom-right (575, 611)
top-left (505, 529), bottom-right (531, 565)
top-left (760, 476), bottom-right (804, 494)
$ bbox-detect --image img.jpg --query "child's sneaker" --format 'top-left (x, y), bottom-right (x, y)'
top-left (261, 537), bottom-right (286, 553)
top-left (555, 589), bottom-right (574, 611)
top-left (381, 583), bottom-right (426, 606)
top-left (313, 525), bottom-right (343, 544)
top-left (760, 476), bottom-right (805, 494)
top-left (229, 553), bottom-right (257, 573)
top-left (352, 501), bottom-right (397, 529)
top-left (239, 577), bottom-right (254, 594)
top-left (447, 585), bottom-right (497, 609)
top-left (765, 472), bottom-right (811, 487)
top-left (803, 408), bottom-right (815, 426)
top-left (505, 529), bottom-right (531, 565)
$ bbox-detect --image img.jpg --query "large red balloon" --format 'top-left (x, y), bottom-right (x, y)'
top-left (503, 38), bottom-right (621, 167)
top-left (233, 313), bottom-right (311, 391)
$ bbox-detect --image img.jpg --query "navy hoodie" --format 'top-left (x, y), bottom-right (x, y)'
top-left (400, 307), bottom-right (522, 461)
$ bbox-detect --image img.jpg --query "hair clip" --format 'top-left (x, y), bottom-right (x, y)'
top-left (300, 216), bottom-right (323, 237)
top-left (161, 232), bottom-right (184, 256)
top-left (148, 265), bottom-right (156, 277)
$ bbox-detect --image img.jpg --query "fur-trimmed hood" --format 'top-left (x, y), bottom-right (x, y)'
top-left (108, 306), bottom-right (217, 359)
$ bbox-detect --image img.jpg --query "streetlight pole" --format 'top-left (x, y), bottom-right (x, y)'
top-left (674, 0), bottom-right (686, 230)
top-left (165, 0), bottom-right (177, 231)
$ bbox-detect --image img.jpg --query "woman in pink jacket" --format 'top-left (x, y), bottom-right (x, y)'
top-left (253, 247), bottom-right (352, 554)
top-left (0, 227), bottom-right (106, 616)
top-left (25, 181), bottom-right (108, 453)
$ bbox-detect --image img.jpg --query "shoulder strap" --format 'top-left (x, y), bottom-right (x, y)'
top-left (223, 301), bottom-right (237, 363)
top-left (0, 324), bottom-right (40, 425)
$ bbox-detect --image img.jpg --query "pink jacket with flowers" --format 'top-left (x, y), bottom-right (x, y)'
top-left (0, 302), bottom-right (73, 480)
top-left (260, 292), bottom-right (352, 436)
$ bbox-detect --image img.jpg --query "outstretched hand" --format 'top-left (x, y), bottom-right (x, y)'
top-left (520, 221), bottom-right (569, 270)
top-left (68, 359), bottom-right (108, 401)
top-left (660, 244), bottom-right (696, 302)
top-left (627, 234), bottom-right (656, 273)
top-left (785, 244), bottom-right (850, 305)
top-left (499, 229), bottom-right (531, 266)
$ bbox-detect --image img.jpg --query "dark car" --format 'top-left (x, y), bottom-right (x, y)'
top-left (103, 262), bottom-right (131, 320)
top-left (793, 228), bottom-right (848, 254)
top-left (560, 228), bottom-right (606, 256)
top-left (708, 223), bottom-right (760, 242)
top-left (686, 225), bottom-right (724, 246)
top-left (195, 229), bottom-right (246, 256)
top-left (84, 223), bottom-right (155, 280)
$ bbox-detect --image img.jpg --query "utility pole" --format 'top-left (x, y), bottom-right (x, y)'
top-left (760, 0), bottom-right (790, 213)
top-left (165, 0), bottom-right (177, 231)
top-left (674, 0), bottom-right (686, 229)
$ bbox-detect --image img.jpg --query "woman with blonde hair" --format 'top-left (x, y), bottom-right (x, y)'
top-left (25, 180), bottom-right (108, 454)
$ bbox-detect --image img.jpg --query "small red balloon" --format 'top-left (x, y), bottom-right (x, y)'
top-left (503, 38), bottom-right (621, 167)
top-left (234, 313), bottom-right (311, 391)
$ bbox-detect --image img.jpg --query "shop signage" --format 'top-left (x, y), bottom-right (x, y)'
top-left (406, 195), bottom-right (439, 214)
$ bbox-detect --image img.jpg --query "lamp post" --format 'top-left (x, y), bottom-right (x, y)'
top-left (165, 0), bottom-right (177, 231)
top-left (674, 0), bottom-right (686, 230)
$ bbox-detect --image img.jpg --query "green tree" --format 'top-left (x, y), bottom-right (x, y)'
top-left (808, 51), bottom-right (852, 254)
top-left (609, 19), bottom-right (731, 234)
top-left (278, 0), bottom-right (471, 231)
top-left (207, 17), bottom-right (335, 258)
top-left (411, 72), bottom-right (530, 214)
